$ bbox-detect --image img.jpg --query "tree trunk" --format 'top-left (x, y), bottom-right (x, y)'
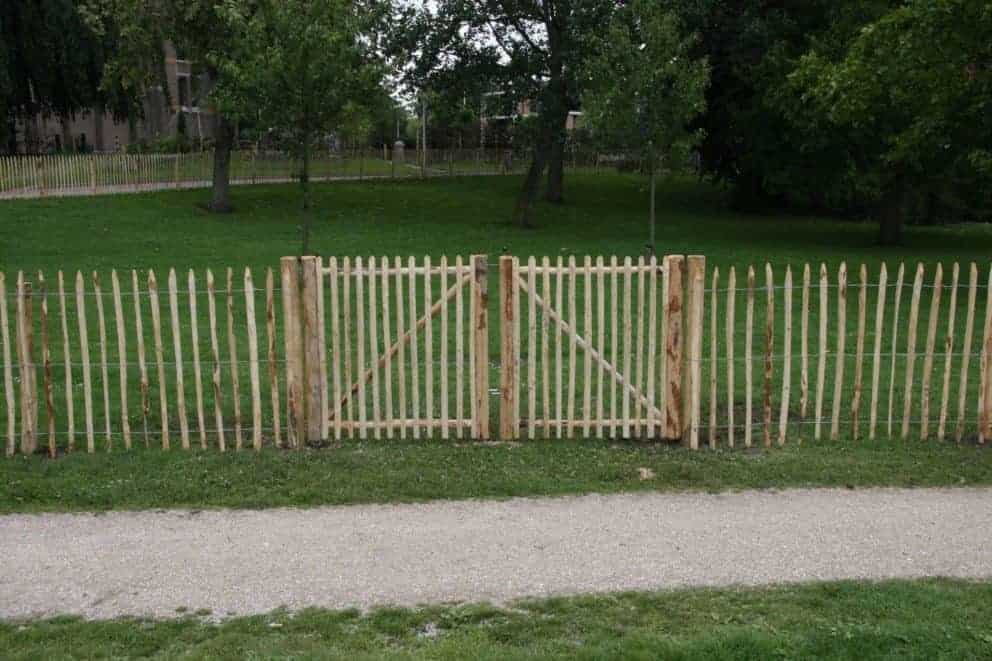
top-left (648, 166), bottom-right (657, 256)
top-left (301, 136), bottom-right (312, 256)
top-left (513, 142), bottom-right (550, 229)
top-left (209, 115), bottom-right (235, 213)
top-left (543, 20), bottom-right (568, 204)
top-left (546, 134), bottom-right (565, 203)
top-left (878, 182), bottom-right (906, 246)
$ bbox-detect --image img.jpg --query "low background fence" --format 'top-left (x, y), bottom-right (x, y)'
top-left (2, 255), bottom-right (990, 456)
top-left (0, 148), bottom-right (611, 200)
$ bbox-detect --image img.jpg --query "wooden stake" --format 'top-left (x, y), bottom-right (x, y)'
top-left (76, 272), bottom-right (95, 452)
top-left (764, 263), bottom-right (774, 447)
top-left (111, 271), bottom-right (131, 448)
top-left (527, 257), bottom-right (538, 439)
top-left (557, 257), bottom-right (565, 438)
top-left (887, 264), bottom-right (906, 437)
top-left (647, 256), bottom-right (658, 440)
top-left (830, 263), bottom-right (847, 441)
top-left (851, 265), bottom-right (867, 440)
top-left (709, 267), bottom-right (719, 447)
top-left (147, 270), bottom-right (169, 449)
top-left (472, 255), bottom-right (489, 440)
top-left (956, 264), bottom-right (978, 443)
top-left (206, 270), bottom-right (225, 450)
top-left (358, 257), bottom-right (368, 440)
top-left (423, 256), bottom-right (433, 438)
top-left (167, 269), bottom-right (189, 448)
top-left (499, 256), bottom-right (517, 439)
top-left (39, 274), bottom-right (55, 457)
top-left (902, 263), bottom-right (925, 439)
top-left (226, 268), bottom-right (243, 448)
top-left (583, 256), bottom-right (594, 437)
top-left (779, 266), bottom-right (792, 445)
top-left (920, 263), bottom-right (943, 440)
top-left (980, 266), bottom-right (992, 442)
top-left (439, 256), bottom-right (448, 439)
top-left (685, 256), bottom-right (705, 449)
top-left (869, 264), bottom-right (888, 440)
top-left (633, 257), bottom-right (646, 437)
top-left (407, 256), bottom-right (420, 439)
top-left (815, 264), bottom-right (828, 441)
top-left (621, 257), bottom-right (633, 438)
top-left (0, 273), bottom-right (14, 455)
top-left (568, 256), bottom-right (579, 438)
top-left (364, 258), bottom-right (380, 440)
top-left (664, 255), bottom-right (684, 439)
top-left (544, 257), bottom-right (554, 439)
top-left (937, 263), bottom-right (959, 441)
top-left (188, 271), bottom-right (206, 449)
top-left (745, 266), bottom-right (755, 448)
top-left (328, 260), bottom-right (342, 442)
top-left (280, 258), bottom-right (303, 448)
top-left (132, 271), bottom-right (150, 447)
top-left (245, 268), bottom-right (262, 449)
top-left (610, 256), bottom-right (618, 439)
top-left (456, 256), bottom-right (466, 437)
top-left (16, 276), bottom-right (36, 454)
top-left (725, 267), bottom-right (736, 447)
top-left (381, 257), bottom-right (395, 438)
top-left (394, 257), bottom-right (407, 439)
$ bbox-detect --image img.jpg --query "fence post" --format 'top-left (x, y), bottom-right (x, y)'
top-left (499, 256), bottom-right (517, 439)
top-left (663, 255), bottom-right (685, 440)
top-left (90, 155), bottom-right (97, 193)
top-left (281, 257), bottom-right (305, 448)
top-left (472, 255), bottom-right (490, 440)
top-left (300, 256), bottom-right (325, 444)
top-left (16, 277), bottom-right (36, 455)
top-left (683, 256), bottom-right (706, 449)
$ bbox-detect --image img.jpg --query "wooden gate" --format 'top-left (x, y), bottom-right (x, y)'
top-left (498, 255), bottom-right (706, 445)
top-left (282, 255), bottom-right (490, 446)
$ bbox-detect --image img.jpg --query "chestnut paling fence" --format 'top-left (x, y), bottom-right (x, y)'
top-left (0, 148), bottom-right (614, 200)
top-left (2, 255), bottom-right (991, 456)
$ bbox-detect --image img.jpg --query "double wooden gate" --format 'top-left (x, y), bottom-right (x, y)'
top-left (281, 254), bottom-right (704, 447)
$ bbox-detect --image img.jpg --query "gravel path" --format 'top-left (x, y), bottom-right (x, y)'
top-left (2, 487), bottom-right (991, 620)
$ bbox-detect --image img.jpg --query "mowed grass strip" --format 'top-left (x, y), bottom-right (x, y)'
top-left (1, 439), bottom-right (990, 513)
top-left (3, 579), bottom-right (991, 659)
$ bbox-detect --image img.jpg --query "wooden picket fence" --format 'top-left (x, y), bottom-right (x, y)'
top-left (3, 255), bottom-right (991, 456)
top-left (0, 148), bottom-right (590, 200)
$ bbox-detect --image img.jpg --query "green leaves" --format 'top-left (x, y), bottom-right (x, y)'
top-left (580, 0), bottom-right (709, 171)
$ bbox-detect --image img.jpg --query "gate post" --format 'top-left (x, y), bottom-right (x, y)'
top-left (472, 255), bottom-right (490, 440)
top-left (499, 256), bottom-right (518, 440)
top-left (663, 255), bottom-right (685, 440)
top-left (683, 256), bottom-right (706, 449)
top-left (280, 257), bottom-right (305, 448)
top-left (300, 256), bottom-right (325, 444)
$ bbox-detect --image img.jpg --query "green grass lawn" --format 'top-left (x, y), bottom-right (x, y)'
top-left (4, 171), bottom-right (992, 509)
top-left (1, 439), bottom-right (990, 513)
top-left (6, 171), bottom-right (992, 274)
top-left (3, 579), bottom-right (991, 659)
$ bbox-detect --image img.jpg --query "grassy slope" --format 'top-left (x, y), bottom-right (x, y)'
top-left (3, 579), bottom-right (991, 659)
top-left (2, 439), bottom-right (990, 513)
